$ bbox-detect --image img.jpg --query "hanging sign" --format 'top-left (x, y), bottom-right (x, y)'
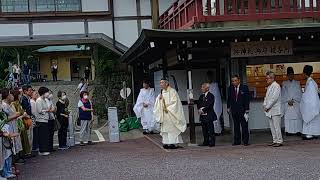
top-left (231, 40), bottom-right (293, 58)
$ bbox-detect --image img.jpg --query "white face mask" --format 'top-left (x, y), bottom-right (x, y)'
top-left (61, 95), bottom-right (67, 100)
top-left (83, 95), bottom-right (88, 99)
top-left (48, 94), bottom-right (53, 99)
top-left (44, 92), bottom-right (50, 98)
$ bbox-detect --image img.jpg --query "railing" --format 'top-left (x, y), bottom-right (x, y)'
top-left (159, 0), bottom-right (320, 29)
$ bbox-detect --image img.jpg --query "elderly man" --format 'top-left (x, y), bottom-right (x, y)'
top-left (154, 78), bottom-right (187, 149)
top-left (281, 67), bottom-right (303, 135)
top-left (300, 65), bottom-right (320, 140)
top-left (263, 71), bottom-right (283, 147)
top-left (197, 83), bottom-right (216, 147)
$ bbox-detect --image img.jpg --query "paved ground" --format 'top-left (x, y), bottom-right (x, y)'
top-left (18, 136), bottom-right (320, 180)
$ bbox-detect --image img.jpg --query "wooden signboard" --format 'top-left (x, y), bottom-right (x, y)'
top-left (231, 40), bottom-right (293, 58)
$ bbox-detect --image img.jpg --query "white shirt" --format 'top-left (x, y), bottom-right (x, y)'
top-left (78, 82), bottom-right (88, 92)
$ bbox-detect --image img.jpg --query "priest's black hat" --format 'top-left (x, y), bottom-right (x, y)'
top-left (287, 67), bottom-right (294, 75)
top-left (303, 65), bottom-right (313, 77)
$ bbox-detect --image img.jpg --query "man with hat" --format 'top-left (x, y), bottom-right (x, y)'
top-left (281, 67), bottom-right (303, 136)
top-left (154, 78), bottom-right (186, 149)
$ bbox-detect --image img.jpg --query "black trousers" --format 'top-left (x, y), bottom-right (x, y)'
top-left (48, 120), bottom-right (55, 151)
top-left (52, 72), bottom-right (57, 81)
top-left (37, 122), bottom-right (49, 153)
top-left (58, 117), bottom-right (69, 147)
top-left (232, 112), bottom-right (249, 145)
top-left (32, 125), bottom-right (39, 151)
top-left (201, 121), bottom-right (215, 146)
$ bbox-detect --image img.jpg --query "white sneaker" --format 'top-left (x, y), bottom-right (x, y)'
top-left (38, 152), bottom-right (50, 156)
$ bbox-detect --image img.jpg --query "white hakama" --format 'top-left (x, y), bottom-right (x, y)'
top-left (154, 87), bottom-right (186, 145)
top-left (300, 77), bottom-right (320, 136)
top-left (209, 82), bottom-right (222, 133)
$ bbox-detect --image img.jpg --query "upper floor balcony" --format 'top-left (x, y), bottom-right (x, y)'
top-left (159, 0), bottom-right (320, 29)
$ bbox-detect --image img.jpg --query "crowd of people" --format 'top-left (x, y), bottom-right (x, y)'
top-left (134, 65), bottom-right (320, 149)
top-left (0, 82), bottom-right (93, 179)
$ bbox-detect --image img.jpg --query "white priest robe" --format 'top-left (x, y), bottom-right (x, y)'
top-left (154, 86), bottom-right (187, 145)
top-left (281, 80), bottom-right (303, 133)
top-left (209, 82), bottom-right (222, 133)
top-left (133, 88), bottom-right (158, 131)
top-left (300, 77), bottom-right (320, 136)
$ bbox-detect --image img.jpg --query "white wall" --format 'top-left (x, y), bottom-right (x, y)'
top-left (0, 24), bottom-right (29, 36)
top-left (33, 22), bottom-right (84, 35)
top-left (81, 0), bottom-right (109, 12)
top-left (114, 0), bottom-right (137, 16)
top-left (114, 20), bottom-right (138, 47)
top-left (88, 21), bottom-right (113, 38)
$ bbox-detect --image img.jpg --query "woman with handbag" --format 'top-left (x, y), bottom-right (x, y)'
top-left (11, 88), bottom-right (31, 163)
top-left (56, 91), bottom-right (69, 150)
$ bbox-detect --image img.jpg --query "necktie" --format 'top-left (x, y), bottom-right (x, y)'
top-left (235, 86), bottom-right (238, 101)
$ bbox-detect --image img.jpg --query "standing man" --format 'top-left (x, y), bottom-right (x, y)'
top-left (22, 61), bottom-right (31, 84)
top-left (84, 66), bottom-right (91, 83)
top-left (206, 71), bottom-right (223, 135)
top-left (51, 61), bottom-right (58, 82)
top-left (263, 71), bottom-right (283, 147)
top-left (75, 78), bottom-right (88, 94)
top-left (281, 67), bottom-right (303, 136)
top-left (197, 83), bottom-right (216, 147)
top-left (154, 78), bottom-right (186, 149)
top-left (300, 65), bottom-right (320, 140)
top-left (133, 80), bottom-right (157, 134)
top-left (227, 75), bottom-right (250, 146)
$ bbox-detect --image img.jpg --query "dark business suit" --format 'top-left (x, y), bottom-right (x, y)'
top-left (227, 84), bottom-right (250, 145)
top-left (197, 92), bottom-right (217, 146)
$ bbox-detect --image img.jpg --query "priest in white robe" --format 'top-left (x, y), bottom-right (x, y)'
top-left (281, 67), bottom-right (303, 135)
top-left (207, 71), bottom-right (223, 134)
top-left (154, 78), bottom-right (187, 149)
top-left (300, 65), bottom-right (320, 140)
top-left (133, 80), bottom-right (158, 134)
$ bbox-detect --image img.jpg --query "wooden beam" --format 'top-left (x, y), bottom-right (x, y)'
top-left (151, 0), bottom-right (159, 29)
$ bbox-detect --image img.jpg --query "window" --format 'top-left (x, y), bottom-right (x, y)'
top-left (0, 0), bottom-right (81, 13)
top-left (1, 0), bottom-right (29, 13)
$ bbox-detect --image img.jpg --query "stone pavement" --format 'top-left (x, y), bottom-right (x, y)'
top-left (17, 136), bottom-right (320, 180)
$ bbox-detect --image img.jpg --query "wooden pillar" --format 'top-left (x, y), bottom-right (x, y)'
top-left (151, 0), bottom-right (159, 29)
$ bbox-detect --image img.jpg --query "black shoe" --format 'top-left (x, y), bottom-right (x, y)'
top-left (15, 159), bottom-right (25, 165)
top-left (232, 143), bottom-right (240, 146)
top-left (296, 132), bottom-right (302, 136)
top-left (143, 131), bottom-right (149, 135)
top-left (302, 137), bottom-right (313, 140)
top-left (168, 145), bottom-right (178, 149)
top-left (272, 143), bottom-right (283, 147)
top-left (88, 141), bottom-right (95, 145)
top-left (243, 143), bottom-right (250, 146)
top-left (268, 142), bottom-right (276, 146)
top-left (209, 144), bottom-right (215, 147)
top-left (80, 141), bottom-right (85, 146)
top-left (163, 145), bottom-right (169, 149)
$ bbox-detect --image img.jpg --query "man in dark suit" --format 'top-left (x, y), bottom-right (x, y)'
top-left (197, 83), bottom-right (217, 147)
top-left (227, 75), bottom-right (250, 146)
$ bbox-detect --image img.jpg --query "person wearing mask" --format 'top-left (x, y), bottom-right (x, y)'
top-left (227, 75), bottom-right (250, 146)
top-left (51, 62), bottom-right (58, 82)
top-left (56, 91), bottom-right (69, 150)
top-left (78, 91), bottom-right (94, 146)
top-left (45, 90), bottom-right (56, 152)
top-left (20, 85), bottom-right (33, 154)
top-left (30, 90), bottom-right (39, 156)
top-left (36, 87), bottom-right (51, 156)
top-left (263, 71), bottom-right (283, 147)
top-left (1, 88), bottom-right (28, 176)
top-left (11, 89), bottom-right (31, 163)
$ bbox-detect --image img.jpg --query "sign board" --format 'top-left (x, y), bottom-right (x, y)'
top-left (231, 40), bottom-right (293, 58)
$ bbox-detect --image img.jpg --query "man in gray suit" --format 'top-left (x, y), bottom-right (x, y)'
top-left (263, 71), bottom-right (283, 147)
